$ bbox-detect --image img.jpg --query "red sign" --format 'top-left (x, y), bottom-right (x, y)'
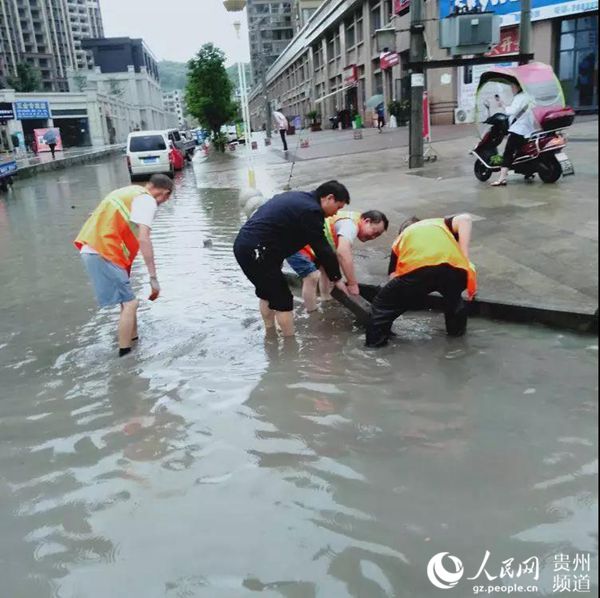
top-left (423, 91), bottom-right (431, 141)
top-left (394, 0), bottom-right (410, 14)
top-left (344, 64), bottom-right (358, 85)
top-left (486, 26), bottom-right (519, 57)
top-left (33, 128), bottom-right (63, 153)
top-left (380, 51), bottom-right (400, 70)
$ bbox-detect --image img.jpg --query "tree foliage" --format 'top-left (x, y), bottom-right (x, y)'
top-left (7, 63), bottom-right (42, 92)
top-left (185, 44), bottom-right (236, 143)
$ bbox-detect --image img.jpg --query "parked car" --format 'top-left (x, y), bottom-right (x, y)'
top-left (126, 130), bottom-right (173, 180)
top-left (165, 128), bottom-right (195, 160)
top-left (221, 125), bottom-right (238, 143)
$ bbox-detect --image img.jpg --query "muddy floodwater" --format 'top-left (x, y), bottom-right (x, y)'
top-left (0, 157), bottom-right (597, 598)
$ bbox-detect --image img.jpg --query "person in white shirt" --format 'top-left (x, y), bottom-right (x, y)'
top-left (272, 110), bottom-right (289, 151)
top-left (74, 174), bottom-right (173, 357)
top-left (286, 210), bottom-right (389, 311)
top-left (491, 83), bottom-right (538, 186)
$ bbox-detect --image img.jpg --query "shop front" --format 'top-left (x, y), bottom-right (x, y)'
top-left (556, 13), bottom-right (598, 111)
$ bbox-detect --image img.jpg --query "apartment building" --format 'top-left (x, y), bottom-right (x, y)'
top-left (247, 0), bottom-right (295, 85)
top-left (0, 0), bottom-right (104, 92)
top-left (162, 89), bottom-right (185, 128)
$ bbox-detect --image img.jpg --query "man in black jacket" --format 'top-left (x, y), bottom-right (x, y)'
top-left (234, 180), bottom-right (351, 337)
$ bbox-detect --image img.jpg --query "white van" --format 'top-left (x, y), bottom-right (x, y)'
top-left (126, 131), bottom-right (173, 180)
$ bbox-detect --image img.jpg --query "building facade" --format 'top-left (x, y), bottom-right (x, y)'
top-left (248, 0), bottom-right (597, 129)
top-left (162, 89), bottom-right (186, 128)
top-left (247, 0), bottom-right (295, 85)
top-left (81, 37), bottom-right (160, 82)
top-left (0, 0), bottom-right (104, 92)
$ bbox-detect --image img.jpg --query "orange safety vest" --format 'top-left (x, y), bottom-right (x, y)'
top-left (300, 211), bottom-right (362, 261)
top-left (73, 185), bottom-right (148, 273)
top-left (391, 218), bottom-right (477, 299)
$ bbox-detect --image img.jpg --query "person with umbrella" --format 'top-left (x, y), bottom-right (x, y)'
top-left (43, 128), bottom-right (59, 159)
top-left (366, 94), bottom-right (385, 130)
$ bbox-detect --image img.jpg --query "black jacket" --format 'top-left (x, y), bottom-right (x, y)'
top-left (236, 190), bottom-right (342, 281)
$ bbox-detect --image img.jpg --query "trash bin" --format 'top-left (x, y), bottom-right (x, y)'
top-left (354, 114), bottom-right (363, 129)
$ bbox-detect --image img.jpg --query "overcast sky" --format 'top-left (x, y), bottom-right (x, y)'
top-left (98, 0), bottom-right (250, 65)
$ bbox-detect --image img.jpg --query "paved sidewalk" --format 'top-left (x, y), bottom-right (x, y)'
top-left (195, 119), bottom-right (599, 317)
top-left (12, 144), bottom-right (125, 178)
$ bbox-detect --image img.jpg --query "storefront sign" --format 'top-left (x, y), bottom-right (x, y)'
top-left (440, 0), bottom-right (597, 24)
top-left (380, 51), bottom-right (400, 70)
top-left (0, 102), bottom-right (15, 122)
top-left (33, 128), bottom-right (63, 153)
top-left (394, 0), bottom-right (411, 14)
top-left (344, 64), bottom-right (358, 84)
top-left (486, 26), bottom-right (519, 56)
top-left (14, 101), bottom-right (50, 120)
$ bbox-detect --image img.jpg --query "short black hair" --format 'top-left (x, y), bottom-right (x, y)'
top-left (148, 173), bottom-right (174, 192)
top-left (398, 216), bottom-right (420, 234)
top-left (361, 210), bottom-right (389, 231)
top-left (315, 180), bottom-right (350, 204)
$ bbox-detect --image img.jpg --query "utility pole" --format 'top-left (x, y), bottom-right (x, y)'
top-left (519, 0), bottom-right (532, 65)
top-left (408, 0), bottom-right (425, 169)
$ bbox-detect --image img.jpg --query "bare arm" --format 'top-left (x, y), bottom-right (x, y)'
top-left (451, 214), bottom-right (473, 260)
top-left (336, 237), bottom-right (359, 294)
top-left (138, 224), bottom-right (157, 277)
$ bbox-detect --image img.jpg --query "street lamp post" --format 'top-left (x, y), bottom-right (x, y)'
top-left (224, 0), bottom-right (256, 188)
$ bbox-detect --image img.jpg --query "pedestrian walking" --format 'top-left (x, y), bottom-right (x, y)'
top-left (234, 180), bottom-right (351, 337)
top-left (74, 174), bottom-right (174, 357)
top-left (43, 128), bottom-right (59, 159)
top-left (376, 103), bottom-right (385, 133)
top-left (365, 214), bottom-right (477, 347)
top-left (272, 110), bottom-right (289, 151)
top-left (287, 210), bottom-right (389, 311)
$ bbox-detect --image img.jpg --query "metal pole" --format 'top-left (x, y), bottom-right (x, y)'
top-left (234, 21), bottom-right (256, 188)
top-left (408, 0), bottom-right (425, 168)
top-left (260, 59), bottom-right (272, 138)
top-left (519, 0), bottom-right (532, 65)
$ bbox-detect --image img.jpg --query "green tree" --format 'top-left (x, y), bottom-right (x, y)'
top-left (185, 44), bottom-right (236, 151)
top-left (7, 63), bottom-right (42, 92)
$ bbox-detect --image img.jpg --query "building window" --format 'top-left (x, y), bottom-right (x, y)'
top-left (346, 21), bottom-right (356, 48)
top-left (371, 5), bottom-right (382, 33)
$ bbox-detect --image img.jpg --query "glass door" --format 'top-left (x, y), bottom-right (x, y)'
top-left (557, 14), bottom-right (598, 111)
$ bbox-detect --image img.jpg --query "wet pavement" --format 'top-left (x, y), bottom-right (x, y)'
top-left (0, 157), bottom-right (597, 597)
top-left (205, 119), bottom-right (599, 316)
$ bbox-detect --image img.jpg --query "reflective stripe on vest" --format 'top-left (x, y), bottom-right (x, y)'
top-left (392, 218), bottom-right (477, 299)
top-left (300, 211), bottom-right (362, 261)
top-left (73, 185), bottom-right (147, 272)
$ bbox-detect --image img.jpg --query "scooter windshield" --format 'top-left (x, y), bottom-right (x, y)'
top-left (475, 79), bottom-right (515, 138)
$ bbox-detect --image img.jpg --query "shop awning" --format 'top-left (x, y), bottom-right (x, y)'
top-left (314, 84), bottom-right (357, 104)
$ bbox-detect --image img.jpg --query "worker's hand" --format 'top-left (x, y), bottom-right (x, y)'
top-left (148, 276), bottom-right (160, 301)
top-left (334, 279), bottom-right (349, 295)
top-left (347, 281), bottom-right (360, 296)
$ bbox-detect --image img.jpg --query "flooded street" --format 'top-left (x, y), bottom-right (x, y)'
top-left (0, 156), bottom-right (597, 597)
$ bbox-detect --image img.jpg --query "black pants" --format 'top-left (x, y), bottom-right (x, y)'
top-left (365, 265), bottom-right (468, 347)
top-left (48, 143), bottom-right (56, 158)
top-left (279, 129), bottom-right (288, 151)
top-left (502, 133), bottom-right (525, 168)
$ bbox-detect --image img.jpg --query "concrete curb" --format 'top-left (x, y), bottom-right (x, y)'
top-left (283, 272), bottom-right (598, 335)
top-left (15, 146), bottom-right (125, 179)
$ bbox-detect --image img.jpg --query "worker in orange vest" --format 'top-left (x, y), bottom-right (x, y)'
top-left (74, 174), bottom-right (174, 357)
top-left (366, 214), bottom-right (477, 347)
top-left (287, 210), bottom-right (389, 311)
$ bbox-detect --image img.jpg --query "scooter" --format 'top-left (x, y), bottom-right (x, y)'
top-left (471, 108), bottom-right (575, 184)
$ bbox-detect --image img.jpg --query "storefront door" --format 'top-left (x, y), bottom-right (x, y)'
top-left (557, 14), bottom-right (598, 111)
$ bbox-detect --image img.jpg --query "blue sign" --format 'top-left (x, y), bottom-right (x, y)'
top-left (440, 0), bottom-right (597, 19)
top-left (14, 101), bottom-right (50, 120)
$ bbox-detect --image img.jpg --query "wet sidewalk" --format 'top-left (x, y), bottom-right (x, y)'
top-left (10, 144), bottom-right (125, 178)
top-left (195, 118), bottom-right (599, 319)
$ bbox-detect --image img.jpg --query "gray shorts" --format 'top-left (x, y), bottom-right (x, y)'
top-left (81, 253), bottom-right (136, 307)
